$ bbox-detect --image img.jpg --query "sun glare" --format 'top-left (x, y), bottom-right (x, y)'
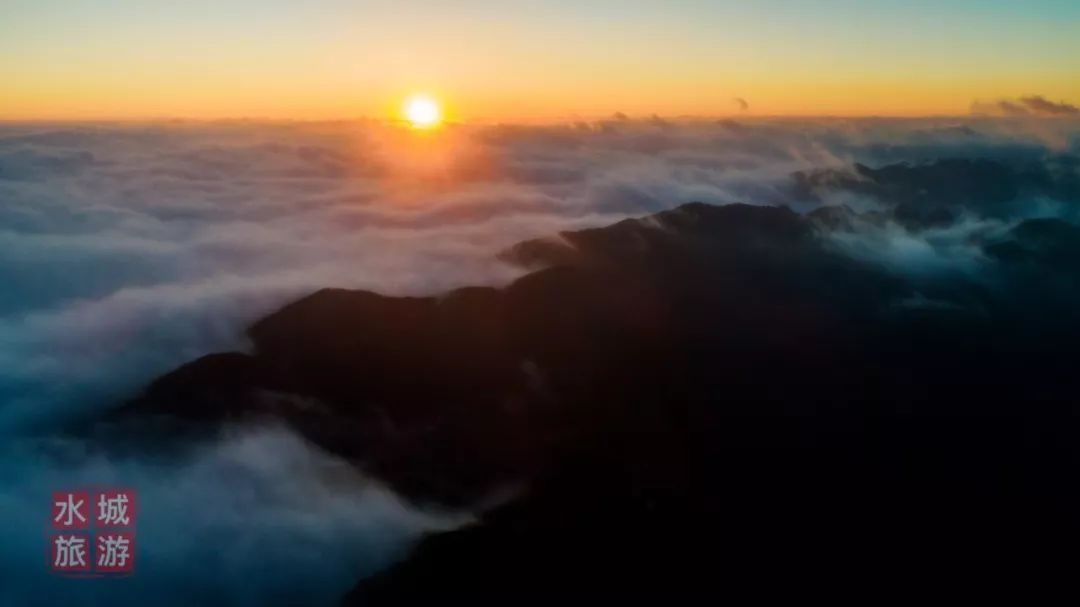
top-left (404, 95), bottom-right (442, 129)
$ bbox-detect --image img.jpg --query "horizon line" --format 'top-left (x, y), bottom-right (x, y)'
top-left (3, 113), bottom-right (1077, 126)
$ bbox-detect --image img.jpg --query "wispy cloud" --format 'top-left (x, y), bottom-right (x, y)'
top-left (971, 94), bottom-right (1079, 117)
top-left (0, 424), bottom-right (466, 606)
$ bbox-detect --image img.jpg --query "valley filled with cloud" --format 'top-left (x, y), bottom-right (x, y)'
top-left (2, 114), bottom-right (1079, 603)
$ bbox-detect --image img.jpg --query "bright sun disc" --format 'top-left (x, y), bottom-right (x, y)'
top-left (404, 95), bottom-right (441, 128)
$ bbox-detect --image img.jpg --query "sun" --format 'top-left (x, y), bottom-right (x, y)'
top-left (403, 95), bottom-right (442, 129)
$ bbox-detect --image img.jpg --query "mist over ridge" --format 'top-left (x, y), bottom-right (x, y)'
top-left (3, 114), bottom-right (1080, 604)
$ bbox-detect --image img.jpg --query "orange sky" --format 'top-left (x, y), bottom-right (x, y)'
top-left (2, 1), bottom-right (1078, 121)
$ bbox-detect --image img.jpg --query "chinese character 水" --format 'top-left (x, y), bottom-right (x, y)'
top-left (52, 492), bottom-right (89, 529)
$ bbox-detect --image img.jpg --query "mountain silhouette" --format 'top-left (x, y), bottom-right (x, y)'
top-left (125, 198), bottom-right (1080, 602)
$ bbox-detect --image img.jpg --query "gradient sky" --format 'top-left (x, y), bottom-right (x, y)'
top-left (2, 0), bottom-right (1079, 121)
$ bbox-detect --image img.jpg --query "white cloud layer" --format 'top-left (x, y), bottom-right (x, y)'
top-left (0, 116), bottom-right (1078, 604)
top-left (0, 424), bottom-right (467, 606)
top-left (2, 117), bottom-right (1077, 430)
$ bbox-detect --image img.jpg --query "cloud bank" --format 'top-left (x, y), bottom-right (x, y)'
top-left (1, 114), bottom-right (1079, 603)
top-left (0, 424), bottom-right (466, 606)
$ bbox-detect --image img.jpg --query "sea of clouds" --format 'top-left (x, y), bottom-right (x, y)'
top-left (1, 112), bottom-right (1078, 604)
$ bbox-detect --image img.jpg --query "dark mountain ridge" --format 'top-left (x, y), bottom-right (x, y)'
top-left (124, 195), bottom-right (1080, 602)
